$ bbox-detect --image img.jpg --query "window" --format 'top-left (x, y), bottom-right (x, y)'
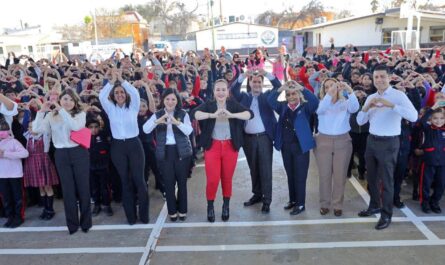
top-left (430, 26), bottom-right (445, 42)
top-left (382, 28), bottom-right (398, 44)
top-left (28, 46), bottom-right (33, 52)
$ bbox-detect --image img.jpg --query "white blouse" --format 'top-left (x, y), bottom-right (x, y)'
top-left (143, 111), bottom-right (193, 145)
top-left (99, 81), bottom-right (140, 140)
top-left (33, 109), bottom-right (86, 149)
top-left (0, 101), bottom-right (18, 129)
top-left (316, 92), bottom-right (359, 135)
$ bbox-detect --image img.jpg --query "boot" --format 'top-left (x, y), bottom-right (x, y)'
top-left (221, 197), bottom-right (230, 222)
top-left (44, 195), bottom-right (55, 220)
top-left (39, 196), bottom-right (48, 220)
top-left (207, 200), bottom-right (215, 223)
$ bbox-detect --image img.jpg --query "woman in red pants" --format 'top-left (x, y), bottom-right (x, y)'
top-left (194, 79), bottom-right (253, 222)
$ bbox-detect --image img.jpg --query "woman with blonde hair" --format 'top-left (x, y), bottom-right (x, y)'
top-left (314, 78), bottom-right (359, 216)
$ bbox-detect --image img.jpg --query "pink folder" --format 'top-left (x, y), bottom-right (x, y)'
top-left (70, 128), bottom-right (91, 149)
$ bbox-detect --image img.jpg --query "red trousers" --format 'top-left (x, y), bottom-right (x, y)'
top-left (204, 140), bottom-right (239, 200)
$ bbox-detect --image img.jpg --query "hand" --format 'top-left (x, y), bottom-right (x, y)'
top-left (414, 149), bottom-right (424, 156)
top-left (375, 98), bottom-right (395, 108)
top-left (170, 115), bottom-right (181, 126)
top-left (155, 113), bottom-right (169, 125)
top-left (40, 101), bottom-right (54, 112)
top-left (432, 100), bottom-right (445, 110)
top-left (339, 82), bottom-right (353, 94)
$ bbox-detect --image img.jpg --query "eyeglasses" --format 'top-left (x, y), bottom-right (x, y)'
top-left (285, 92), bottom-right (298, 97)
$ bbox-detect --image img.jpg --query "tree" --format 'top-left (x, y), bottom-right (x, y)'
top-left (371, 0), bottom-right (379, 13)
top-left (335, 10), bottom-right (353, 19)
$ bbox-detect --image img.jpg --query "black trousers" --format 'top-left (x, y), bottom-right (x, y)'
top-left (394, 141), bottom-right (410, 202)
top-left (365, 135), bottom-right (400, 218)
top-left (158, 146), bottom-right (190, 215)
top-left (243, 133), bottom-right (273, 204)
top-left (142, 141), bottom-right (164, 192)
top-left (422, 165), bottom-right (445, 204)
top-left (281, 144), bottom-right (310, 207)
top-left (90, 168), bottom-right (111, 206)
top-left (348, 132), bottom-right (368, 175)
top-left (54, 146), bottom-right (91, 232)
top-left (0, 178), bottom-right (23, 219)
top-left (111, 137), bottom-right (148, 224)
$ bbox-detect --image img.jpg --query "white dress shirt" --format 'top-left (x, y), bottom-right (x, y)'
top-left (316, 92), bottom-right (359, 135)
top-left (356, 86), bottom-right (418, 136)
top-left (0, 101), bottom-right (18, 129)
top-left (33, 109), bottom-right (86, 148)
top-left (99, 81), bottom-right (140, 140)
top-left (143, 111), bottom-right (193, 145)
top-left (244, 96), bottom-right (266, 134)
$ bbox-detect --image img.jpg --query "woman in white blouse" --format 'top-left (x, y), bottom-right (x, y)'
top-left (33, 89), bottom-right (91, 235)
top-left (143, 88), bottom-right (193, 222)
top-left (99, 69), bottom-right (149, 225)
top-left (315, 78), bottom-right (359, 217)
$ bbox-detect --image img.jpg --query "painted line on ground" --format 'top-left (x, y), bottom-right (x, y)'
top-left (349, 176), bottom-right (440, 240)
top-left (139, 203), bottom-right (168, 265)
top-left (0, 247), bottom-right (145, 255)
top-left (155, 239), bottom-right (445, 252)
top-left (0, 224), bottom-right (155, 233)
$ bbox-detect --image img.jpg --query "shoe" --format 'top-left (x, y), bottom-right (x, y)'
top-left (284, 202), bottom-right (296, 210)
top-left (375, 217), bottom-right (391, 230)
top-left (421, 202), bottom-right (431, 214)
top-left (169, 214), bottom-right (178, 222)
top-left (320, 208), bottom-right (329, 215)
top-left (334, 209), bottom-right (343, 217)
top-left (81, 228), bottom-right (90, 233)
top-left (9, 217), bottom-right (24, 229)
top-left (207, 203), bottom-right (215, 223)
top-left (44, 211), bottom-right (55, 220)
top-left (430, 203), bottom-right (442, 214)
top-left (393, 200), bottom-right (405, 209)
top-left (243, 196), bottom-right (262, 207)
top-left (3, 218), bottom-right (13, 228)
top-left (92, 205), bottom-right (101, 216)
top-left (179, 213), bottom-right (187, 221)
top-left (103, 206), bottom-right (114, 216)
top-left (261, 204), bottom-right (270, 214)
top-left (290, 205), bottom-right (305, 216)
top-left (69, 228), bottom-right (78, 235)
top-left (358, 208), bottom-right (381, 217)
top-left (39, 209), bottom-right (48, 220)
top-left (221, 198), bottom-right (230, 221)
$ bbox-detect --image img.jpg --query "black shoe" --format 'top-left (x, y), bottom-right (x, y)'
top-left (3, 218), bottom-right (13, 228)
top-left (421, 202), bottom-right (431, 213)
top-left (207, 204), bottom-right (215, 223)
top-left (44, 211), bottom-right (55, 220)
top-left (393, 200), bottom-right (405, 209)
top-left (261, 204), bottom-right (270, 214)
top-left (39, 209), bottom-right (48, 220)
top-left (430, 203), bottom-right (442, 214)
top-left (9, 217), bottom-right (24, 229)
top-left (69, 228), bottom-right (79, 235)
top-left (103, 206), bottom-right (114, 216)
top-left (290, 205), bottom-right (305, 216)
top-left (81, 228), bottom-right (90, 233)
top-left (179, 213), bottom-right (187, 221)
top-left (92, 205), bottom-right (101, 216)
top-left (243, 196), bottom-right (262, 207)
top-left (375, 217), bottom-right (391, 230)
top-left (358, 208), bottom-right (381, 217)
top-left (169, 214), bottom-right (178, 222)
top-left (284, 202), bottom-right (296, 210)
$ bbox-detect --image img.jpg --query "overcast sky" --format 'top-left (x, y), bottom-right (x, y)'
top-left (0, 0), bottom-right (441, 29)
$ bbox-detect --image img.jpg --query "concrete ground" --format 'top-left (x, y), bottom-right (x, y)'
top-left (1, 149), bottom-right (445, 265)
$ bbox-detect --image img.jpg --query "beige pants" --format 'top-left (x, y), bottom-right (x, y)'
top-left (314, 133), bottom-right (353, 210)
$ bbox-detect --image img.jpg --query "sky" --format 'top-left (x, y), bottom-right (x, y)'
top-left (0, 0), bottom-right (442, 29)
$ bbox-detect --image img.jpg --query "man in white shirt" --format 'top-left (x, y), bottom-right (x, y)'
top-left (356, 64), bottom-right (418, 230)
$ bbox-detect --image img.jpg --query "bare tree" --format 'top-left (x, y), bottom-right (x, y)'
top-left (371, 0), bottom-right (380, 13)
top-left (335, 10), bottom-right (353, 19)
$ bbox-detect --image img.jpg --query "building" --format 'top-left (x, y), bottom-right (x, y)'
top-left (295, 8), bottom-right (445, 50)
top-left (192, 22), bottom-right (280, 52)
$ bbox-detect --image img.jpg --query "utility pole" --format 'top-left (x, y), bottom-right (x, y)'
top-left (209, 0), bottom-right (216, 52)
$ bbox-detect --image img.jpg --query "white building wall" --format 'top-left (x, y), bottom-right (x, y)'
top-left (196, 23), bottom-right (278, 51)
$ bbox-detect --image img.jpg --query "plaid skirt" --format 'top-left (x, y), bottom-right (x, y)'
top-left (23, 138), bottom-right (59, 188)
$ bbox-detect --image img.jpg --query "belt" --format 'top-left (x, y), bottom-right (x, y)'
top-left (369, 134), bottom-right (398, 140)
top-left (113, 136), bottom-right (138, 142)
top-left (245, 132), bottom-right (267, 137)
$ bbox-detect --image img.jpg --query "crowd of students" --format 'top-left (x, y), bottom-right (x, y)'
top-left (0, 42), bottom-right (444, 233)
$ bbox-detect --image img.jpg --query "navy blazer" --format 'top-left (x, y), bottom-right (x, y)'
top-left (231, 76), bottom-right (281, 141)
top-left (267, 88), bottom-right (319, 153)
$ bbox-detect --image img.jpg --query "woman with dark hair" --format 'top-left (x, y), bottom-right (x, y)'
top-left (143, 88), bottom-right (193, 221)
top-left (99, 69), bottom-right (149, 225)
top-left (194, 79), bottom-right (253, 222)
top-left (33, 88), bottom-right (91, 234)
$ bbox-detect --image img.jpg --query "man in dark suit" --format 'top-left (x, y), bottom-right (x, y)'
top-left (231, 68), bottom-right (281, 213)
